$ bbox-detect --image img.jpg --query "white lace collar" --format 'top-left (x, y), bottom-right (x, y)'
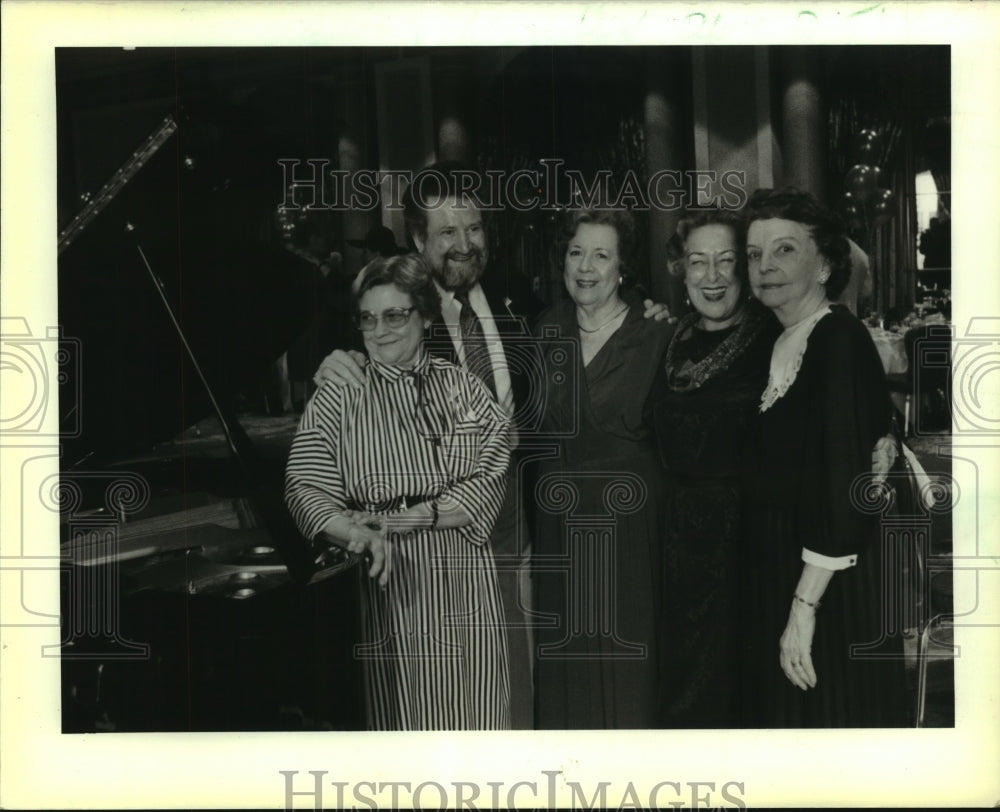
top-left (759, 305), bottom-right (832, 412)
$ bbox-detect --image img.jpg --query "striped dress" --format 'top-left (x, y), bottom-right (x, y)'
top-left (285, 351), bottom-right (512, 730)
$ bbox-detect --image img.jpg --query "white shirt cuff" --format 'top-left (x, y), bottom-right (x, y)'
top-left (802, 547), bottom-right (858, 571)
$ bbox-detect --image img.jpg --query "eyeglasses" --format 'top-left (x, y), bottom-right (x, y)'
top-left (355, 307), bottom-right (417, 332)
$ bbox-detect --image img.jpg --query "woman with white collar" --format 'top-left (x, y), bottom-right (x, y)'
top-left (742, 187), bottom-right (907, 727)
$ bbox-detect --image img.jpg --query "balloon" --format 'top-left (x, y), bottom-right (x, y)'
top-left (872, 201), bottom-right (894, 227)
top-left (856, 142), bottom-right (876, 163)
top-left (876, 187), bottom-right (895, 205)
top-left (854, 129), bottom-right (880, 162)
top-left (844, 202), bottom-right (864, 229)
top-left (842, 189), bottom-right (864, 227)
top-left (846, 164), bottom-right (878, 202)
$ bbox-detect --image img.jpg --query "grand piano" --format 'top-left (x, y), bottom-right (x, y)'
top-left (57, 106), bottom-right (364, 732)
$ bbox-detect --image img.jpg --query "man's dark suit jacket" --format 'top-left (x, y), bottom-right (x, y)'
top-left (423, 266), bottom-right (546, 426)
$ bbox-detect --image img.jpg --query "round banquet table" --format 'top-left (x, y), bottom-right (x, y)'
top-left (867, 327), bottom-right (909, 375)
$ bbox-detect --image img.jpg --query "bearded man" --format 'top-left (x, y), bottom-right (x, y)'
top-left (315, 161), bottom-right (546, 728)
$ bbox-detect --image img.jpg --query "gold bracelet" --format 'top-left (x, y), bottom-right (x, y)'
top-left (793, 593), bottom-right (821, 610)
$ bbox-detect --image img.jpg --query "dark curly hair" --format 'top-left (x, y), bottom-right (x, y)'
top-left (668, 207), bottom-right (748, 287)
top-left (551, 207), bottom-right (637, 286)
top-left (352, 252), bottom-right (442, 322)
top-left (743, 187), bottom-right (852, 299)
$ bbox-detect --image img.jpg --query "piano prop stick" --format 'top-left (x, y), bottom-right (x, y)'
top-left (57, 111), bottom-right (364, 732)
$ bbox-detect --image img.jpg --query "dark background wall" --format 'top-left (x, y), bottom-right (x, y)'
top-left (56, 45), bottom-right (949, 458)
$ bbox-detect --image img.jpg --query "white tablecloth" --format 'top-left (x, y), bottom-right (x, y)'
top-left (867, 327), bottom-right (908, 375)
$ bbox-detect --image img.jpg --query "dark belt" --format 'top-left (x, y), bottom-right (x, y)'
top-left (315, 495), bottom-right (434, 566)
top-left (346, 495), bottom-right (431, 514)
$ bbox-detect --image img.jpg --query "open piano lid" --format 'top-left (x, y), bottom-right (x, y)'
top-left (58, 109), bottom-right (311, 462)
top-left (57, 109), bottom-right (336, 585)
top-left (57, 109), bottom-right (364, 731)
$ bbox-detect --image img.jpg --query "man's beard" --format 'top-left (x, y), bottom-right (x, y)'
top-left (431, 246), bottom-right (488, 292)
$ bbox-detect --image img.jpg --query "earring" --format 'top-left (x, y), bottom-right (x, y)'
top-left (818, 268), bottom-right (830, 284)
top-left (619, 275), bottom-right (624, 286)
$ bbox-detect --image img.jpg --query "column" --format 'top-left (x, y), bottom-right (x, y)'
top-left (433, 53), bottom-right (474, 163)
top-left (338, 69), bottom-right (374, 276)
top-left (777, 47), bottom-right (827, 200)
top-left (643, 48), bottom-right (693, 309)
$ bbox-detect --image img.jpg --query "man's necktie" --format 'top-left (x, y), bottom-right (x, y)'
top-left (454, 290), bottom-right (498, 399)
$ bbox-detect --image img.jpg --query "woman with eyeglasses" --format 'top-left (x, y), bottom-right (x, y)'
top-left (285, 252), bottom-right (512, 730)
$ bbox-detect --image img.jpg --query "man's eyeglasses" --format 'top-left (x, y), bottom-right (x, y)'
top-left (356, 307), bottom-right (417, 332)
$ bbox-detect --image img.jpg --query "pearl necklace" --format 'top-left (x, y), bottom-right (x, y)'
top-left (577, 303), bottom-right (629, 334)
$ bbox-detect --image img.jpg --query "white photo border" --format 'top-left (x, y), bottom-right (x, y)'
top-left (1, 1), bottom-right (998, 808)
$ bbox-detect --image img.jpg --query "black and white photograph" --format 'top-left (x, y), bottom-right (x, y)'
top-left (1, 2), bottom-right (998, 809)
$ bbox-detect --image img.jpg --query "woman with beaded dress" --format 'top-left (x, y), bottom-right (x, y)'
top-left (652, 205), bottom-right (898, 728)
top-left (652, 209), bottom-right (781, 727)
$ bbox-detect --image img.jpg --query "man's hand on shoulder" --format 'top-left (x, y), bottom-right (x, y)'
top-left (313, 349), bottom-right (367, 388)
top-left (643, 299), bottom-right (676, 323)
top-left (871, 434), bottom-right (898, 485)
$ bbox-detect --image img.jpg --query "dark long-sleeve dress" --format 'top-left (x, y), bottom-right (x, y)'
top-left (743, 306), bottom-right (908, 727)
top-left (532, 294), bottom-right (673, 729)
top-left (651, 299), bottom-right (780, 727)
